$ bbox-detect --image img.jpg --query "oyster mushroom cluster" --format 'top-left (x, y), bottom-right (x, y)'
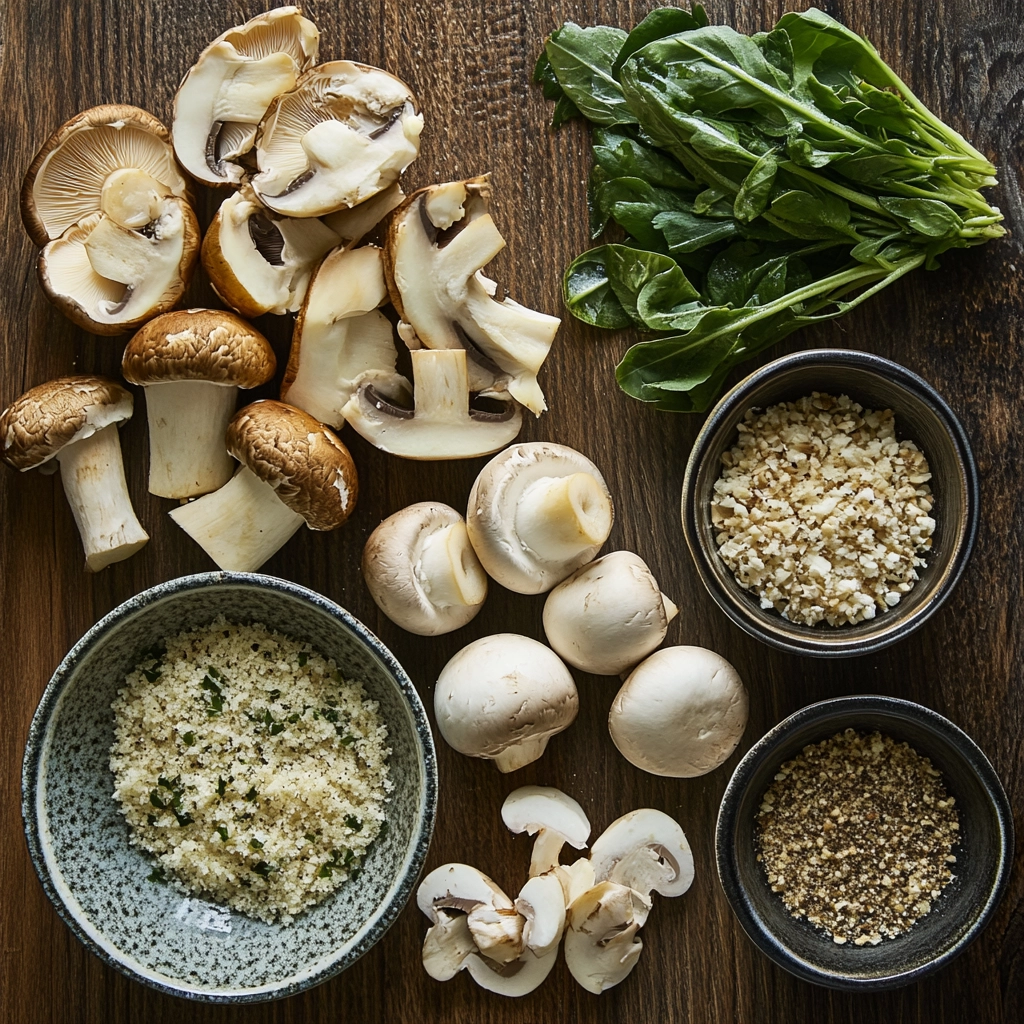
top-left (418, 786), bottom-right (694, 996)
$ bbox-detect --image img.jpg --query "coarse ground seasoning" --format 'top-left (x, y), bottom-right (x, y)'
top-left (755, 729), bottom-right (959, 945)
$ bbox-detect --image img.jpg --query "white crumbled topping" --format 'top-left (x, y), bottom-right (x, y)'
top-left (109, 618), bottom-right (391, 924)
top-left (712, 393), bottom-right (934, 627)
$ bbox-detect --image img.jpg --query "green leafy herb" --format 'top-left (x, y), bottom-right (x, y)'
top-left (344, 815), bottom-right (362, 832)
top-left (298, 652), bottom-right (308, 667)
top-left (251, 861), bottom-right (275, 878)
top-left (216, 826), bottom-right (229, 841)
top-left (304, 833), bottom-right (317, 844)
top-left (201, 675), bottom-right (221, 695)
top-left (245, 786), bottom-right (258, 802)
top-left (150, 789), bottom-right (167, 810)
top-left (249, 837), bottom-right (264, 850)
top-left (147, 866), bottom-right (166, 883)
top-left (147, 814), bottom-right (157, 826)
top-left (217, 776), bottom-right (227, 798)
top-left (182, 731), bottom-right (196, 747)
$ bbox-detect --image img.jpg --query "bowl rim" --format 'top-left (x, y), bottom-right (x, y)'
top-left (21, 571), bottom-right (438, 1004)
top-left (714, 695), bottom-right (1014, 991)
top-left (681, 348), bottom-right (980, 657)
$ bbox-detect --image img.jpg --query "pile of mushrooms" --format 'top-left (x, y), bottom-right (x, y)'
top-left (418, 786), bottom-right (694, 996)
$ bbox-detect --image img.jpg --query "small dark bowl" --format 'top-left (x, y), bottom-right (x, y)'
top-left (682, 349), bottom-right (979, 657)
top-left (715, 696), bottom-right (1013, 990)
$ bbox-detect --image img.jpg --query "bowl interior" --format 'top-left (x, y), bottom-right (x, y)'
top-left (685, 353), bottom-right (976, 655)
top-left (717, 700), bottom-right (1012, 988)
top-left (23, 575), bottom-right (435, 1002)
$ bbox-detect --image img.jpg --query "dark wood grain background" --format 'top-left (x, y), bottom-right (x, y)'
top-left (1, 1), bottom-right (1021, 1021)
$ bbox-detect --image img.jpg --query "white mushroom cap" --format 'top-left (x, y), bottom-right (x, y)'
top-left (466, 442), bottom-right (614, 595)
top-left (362, 502), bottom-right (488, 636)
top-left (434, 634), bottom-right (578, 772)
top-left (589, 808), bottom-right (695, 898)
top-left (515, 873), bottom-right (567, 954)
top-left (542, 551), bottom-right (678, 675)
top-left (501, 786), bottom-right (591, 876)
top-left (463, 945), bottom-right (559, 997)
top-left (608, 646), bottom-right (748, 778)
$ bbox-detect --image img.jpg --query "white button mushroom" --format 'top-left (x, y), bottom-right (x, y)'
top-left (466, 442), bottom-right (614, 594)
top-left (434, 634), bottom-right (578, 772)
top-left (0, 377), bottom-right (149, 571)
top-left (122, 309), bottom-right (277, 498)
top-left (362, 502), bottom-right (488, 636)
top-left (589, 808), bottom-right (695, 898)
top-left (501, 786), bottom-right (591, 877)
top-left (608, 646), bottom-right (749, 777)
top-left (542, 551), bottom-right (678, 675)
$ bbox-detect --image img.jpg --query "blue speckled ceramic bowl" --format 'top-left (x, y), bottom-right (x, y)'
top-left (22, 573), bottom-right (437, 1003)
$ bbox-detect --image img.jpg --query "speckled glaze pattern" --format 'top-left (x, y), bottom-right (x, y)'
top-left (22, 573), bottom-right (437, 1003)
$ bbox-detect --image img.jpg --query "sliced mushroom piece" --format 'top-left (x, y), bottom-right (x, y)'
top-left (556, 857), bottom-right (597, 907)
top-left (515, 872), bottom-right (568, 955)
top-left (342, 349), bottom-right (523, 460)
top-left (0, 377), bottom-right (148, 571)
top-left (466, 442), bottom-right (614, 594)
top-left (280, 245), bottom-right (397, 426)
top-left (422, 908), bottom-right (476, 982)
top-left (384, 176), bottom-right (561, 415)
top-left (321, 183), bottom-right (405, 245)
top-left (501, 786), bottom-right (591, 877)
top-left (123, 309), bottom-right (276, 497)
top-left (172, 6), bottom-right (319, 186)
top-left (463, 945), bottom-right (559, 997)
top-left (169, 400), bottom-right (357, 572)
top-left (589, 809), bottom-right (695, 899)
top-left (252, 61), bottom-right (423, 217)
top-left (362, 502), bottom-right (488, 636)
top-left (202, 187), bottom-right (341, 317)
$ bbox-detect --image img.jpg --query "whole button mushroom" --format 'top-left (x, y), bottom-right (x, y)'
top-left (362, 502), bottom-right (488, 636)
top-left (466, 442), bottom-right (614, 594)
top-left (0, 377), bottom-right (149, 571)
top-left (122, 309), bottom-right (277, 498)
top-left (434, 634), bottom-right (579, 772)
top-left (169, 400), bottom-right (357, 572)
top-left (608, 646), bottom-right (749, 778)
top-left (542, 551), bottom-right (678, 675)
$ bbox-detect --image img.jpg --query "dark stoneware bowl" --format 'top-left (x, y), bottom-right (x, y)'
top-left (22, 572), bottom-right (437, 1003)
top-left (715, 696), bottom-right (1012, 990)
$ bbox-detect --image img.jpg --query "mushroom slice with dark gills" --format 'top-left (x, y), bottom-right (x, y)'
top-left (383, 176), bottom-right (561, 415)
top-left (251, 61), bottom-right (423, 218)
top-left (172, 6), bottom-right (319, 186)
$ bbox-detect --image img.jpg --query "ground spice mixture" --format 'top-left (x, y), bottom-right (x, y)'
top-left (755, 729), bottom-right (959, 945)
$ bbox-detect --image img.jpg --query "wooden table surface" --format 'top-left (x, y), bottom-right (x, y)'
top-left (1, 1), bottom-right (1021, 1021)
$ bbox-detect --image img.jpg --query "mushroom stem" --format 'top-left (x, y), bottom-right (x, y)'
top-left (492, 735), bottom-right (552, 774)
top-left (528, 828), bottom-right (568, 878)
top-left (417, 521), bottom-right (488, 608)
top-left (143, 380), bottom-right (239, 498)
top-left (515, 473), bottom-right (613, 562)
top-left (55, 423), bottom-right (149, 571)
top-left (662, 593), bottom-right (679, 623)
top-left (169, 465), bottom-right (304, 572)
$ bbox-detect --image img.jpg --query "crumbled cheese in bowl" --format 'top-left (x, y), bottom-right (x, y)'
top-left (712, 393), bottom-right (935, 626)
top-left (109, 620), bottom-right (391, 924)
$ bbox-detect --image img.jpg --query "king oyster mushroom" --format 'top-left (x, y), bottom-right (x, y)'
top-left (169, 400), bottom-right (357, 572)
top-left (0, 377), bottom-right (148, 571)
top-left (466, 442), bottom-right (614, 594)
top-left (251, 61), bottom-right (423, 218)
top-left (383, 176), bottom-right (561, 415)
top-left (21, 105), bottom-right (199, 335)
top-left (172, 6), bottom-right (319, 186)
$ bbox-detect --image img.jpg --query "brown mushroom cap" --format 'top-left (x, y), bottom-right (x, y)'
top-left (0, 375), bottom-right (133, 471)
top-left (226, 400), bottom-right (358, 530)
top-left (122, 308), bottom-right (277, 387)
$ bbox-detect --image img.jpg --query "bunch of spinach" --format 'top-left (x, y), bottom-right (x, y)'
top-left (536, 6), bottom-right (1004, 411)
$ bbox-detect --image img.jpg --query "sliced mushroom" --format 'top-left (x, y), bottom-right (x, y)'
top-left (515, 873), bottom-right (567, 955)
top-left (362, 502), bottom-right (487, 636)
top-left (342, 349), bottom-right (523, 459)
top-left (172, 6), bottom-right (319, 186)
top-left (589, 809), bottom-right (695, 899)
top-left (252, 61), bottom-right (423, 217)
top-left (501, 786), bottom-right (591, 877)
top-left (543, 551), bottom-right (678, 675)
top-left (321, 182), bottom-right (405, 245)
top-left (22, 105), bottom-right (199, 334)
top-left (564, 881), bottom-right (652, 995)
top-left (202, 187), bottom-right (341, 317)
top-left (556, 857), bottom-right (597, 907)
top-left (383, 176), bottom-right (561, 415)
top-left (463, 946), bottom-right (559, 997)
top-left (466, 442), bottom-right (614, 594)
top-left (280, 245), bottom-right (397, 426)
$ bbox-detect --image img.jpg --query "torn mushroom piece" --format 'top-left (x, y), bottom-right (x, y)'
top-left (202, 187), bottom-right (341, 317)
top-left (0, 377), bottom-right (148, 571)
top-left (320, 183), bottom-right (404, 246)
top-left (501, 786), bottom-right (591, 878)
top-left (342, 349), bottom-right (523, 459)
top-left (22, 106), bottom-right (200, 335)
top-left (589, 809), bottom-right (695, 899)
top-left (383, 176), bottom-right (561, 415)
top-left (280, 245), bottom-right (397, 427)
top-left (123, 309), bottom-right (276, 498)
top-left (466, 442), bottom-right (614, 594)
top-left (169, 400), bottom-right (357, 572)
top-left (252, 61), bottom-right (422, 218)
top-left (362, 503), bottom-right (487, 636)
top-left (172, 6), bottom-right (319, 186)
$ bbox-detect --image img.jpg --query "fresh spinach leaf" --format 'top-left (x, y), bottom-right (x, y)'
top-left (543, 24), bottom-right (636, 127)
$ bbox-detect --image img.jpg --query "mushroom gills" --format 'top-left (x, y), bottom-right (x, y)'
top-left (589, 808), bottom-right (695, 898)
top-left (169, 465), bottom-right (304, 572)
